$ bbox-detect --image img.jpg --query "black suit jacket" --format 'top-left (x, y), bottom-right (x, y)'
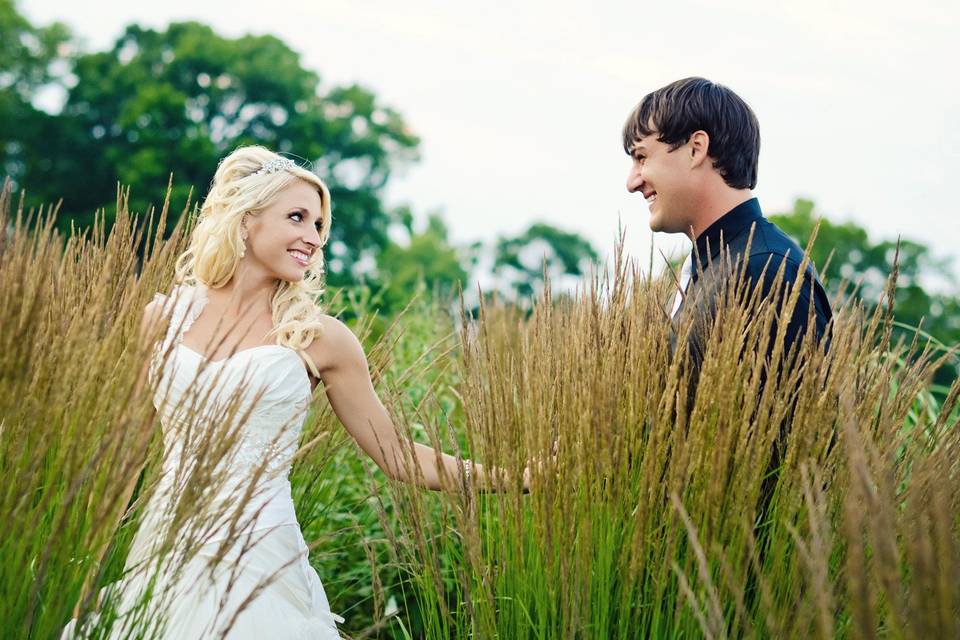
top-left (669, 198), bottom-right (833, 395)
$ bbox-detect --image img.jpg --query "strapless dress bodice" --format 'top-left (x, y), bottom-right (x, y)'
top-left (146, 284), bottom-right (314, 542)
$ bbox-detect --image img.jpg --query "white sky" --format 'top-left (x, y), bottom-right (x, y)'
top-left (23, 0), bottom-right (960, 286)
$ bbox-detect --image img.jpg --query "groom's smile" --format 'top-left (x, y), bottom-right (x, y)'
top-left (626, 132), bottom-right (696, 235)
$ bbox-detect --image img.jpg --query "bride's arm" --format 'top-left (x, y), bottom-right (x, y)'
top-left (308, 317), bottom-right (529, 493)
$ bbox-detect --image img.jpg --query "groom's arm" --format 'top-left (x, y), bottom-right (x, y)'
top-left (743, 252), bottom-right (832, 359)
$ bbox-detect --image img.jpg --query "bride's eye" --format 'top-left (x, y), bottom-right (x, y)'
top-left (289, 211), bottom-right (303, 222)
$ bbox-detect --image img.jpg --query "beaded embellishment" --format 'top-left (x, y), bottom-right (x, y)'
top-left (252, 157), bottom-right (296, 176)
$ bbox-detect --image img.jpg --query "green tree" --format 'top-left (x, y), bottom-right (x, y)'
top-left (374, 211), bottom-right (473, 315)
top-left (492, 222), bottom-right (600, 304)
top-left (0, 0), bottom-right (71, 181)
top-left (770, 198), bottom-right (960, 386)
top-left (6, 18), bottom-right (419, 285)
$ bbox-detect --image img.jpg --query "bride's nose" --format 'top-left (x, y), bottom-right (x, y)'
top-left (305, 225), bottom-right (322, 246)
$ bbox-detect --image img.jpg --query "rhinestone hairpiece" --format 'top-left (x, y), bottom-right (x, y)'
top-left (252, 157), bottom-right (296, 176)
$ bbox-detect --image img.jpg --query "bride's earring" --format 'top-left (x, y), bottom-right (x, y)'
top-left (239, 215), bottom-right (250, 258)
top-left (239, 217), bottom-right (248, 258)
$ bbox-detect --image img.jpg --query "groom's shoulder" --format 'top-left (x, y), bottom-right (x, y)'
top-left (742, 216), bottom-right (819, 283)
top-left (746, 217), bottom-right (801, 260)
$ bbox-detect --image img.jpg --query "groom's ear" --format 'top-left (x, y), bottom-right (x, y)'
top-left (688, 130), bottom-right (710, 169)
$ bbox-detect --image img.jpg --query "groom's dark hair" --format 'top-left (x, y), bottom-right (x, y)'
top-left (622, 77), bottom-right (761, 190)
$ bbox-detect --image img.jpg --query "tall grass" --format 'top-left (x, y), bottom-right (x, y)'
top-left (0, 180), bottom-right (191, 638)
top-left (2, 179), bottom-right (958, 639)
top-left (379, 244), bottom-right (960, 638)
top-left (0, 183), bottom-right (355, 638)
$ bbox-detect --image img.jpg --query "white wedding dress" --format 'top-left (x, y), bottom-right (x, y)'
top-left (62, 284), bottom-right (343, 639)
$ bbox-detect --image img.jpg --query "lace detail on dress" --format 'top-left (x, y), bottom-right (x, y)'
top-left (149, 284), bottom-right (206, 356)
top-left (175, 284), bottom-right (208, 348)
top-left (234, 428), bottom-right (299, 478)
top-left (148, 284), bottom-right (209, 388)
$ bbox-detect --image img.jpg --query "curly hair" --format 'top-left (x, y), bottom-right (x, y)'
top-left (173, 145), bottom-right (333, 362)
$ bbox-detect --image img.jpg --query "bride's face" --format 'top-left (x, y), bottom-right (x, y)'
top-left (242, 179), bottom-right (325, 282)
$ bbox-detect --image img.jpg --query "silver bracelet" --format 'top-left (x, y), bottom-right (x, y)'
top-left (462, 459), bottom-right (474, 484)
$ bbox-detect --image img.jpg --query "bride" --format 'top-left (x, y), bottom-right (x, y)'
top-left (62, 145), bottom-right (528, 639)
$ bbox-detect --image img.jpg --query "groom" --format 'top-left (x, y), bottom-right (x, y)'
top-left (623, 77), bottom-right (832, 386)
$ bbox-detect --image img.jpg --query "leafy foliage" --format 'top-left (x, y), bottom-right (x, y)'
top-left (2, 15), bottom-right (419, 285)
top-left (771, 197), bottom-right (959, 386)
top-left (492, 221), bottom-right (600, 303)
top-left (0, 0), bottom-right (71, 180)
top-left (375, 212), bottom-right (473, 315)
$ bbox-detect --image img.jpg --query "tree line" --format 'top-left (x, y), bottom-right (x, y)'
top-left (0, 0), bottom-right (598, 308)
top-left (2, 0), bottom-right (956, 382)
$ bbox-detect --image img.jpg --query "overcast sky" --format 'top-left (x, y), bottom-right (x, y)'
top-left (24, 0), bottom-right (960, 286)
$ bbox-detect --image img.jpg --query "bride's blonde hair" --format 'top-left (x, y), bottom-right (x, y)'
top-left (174, 145), bottom-right (333, 365)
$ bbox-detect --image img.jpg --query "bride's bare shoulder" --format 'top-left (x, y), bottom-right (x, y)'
top-left (305, 314), bottom-right (365, 373)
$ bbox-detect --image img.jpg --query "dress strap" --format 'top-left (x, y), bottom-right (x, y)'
top-left (154, 283), bottom-right (208, 354)
top-left (174, 284), bottom-right (208, 347)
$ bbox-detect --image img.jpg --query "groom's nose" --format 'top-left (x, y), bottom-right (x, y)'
top-left (626, 167), bottom-right (644, 193)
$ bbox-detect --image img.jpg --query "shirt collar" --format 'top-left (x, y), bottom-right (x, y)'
top-left (691, 197), bottom-right (763, 278)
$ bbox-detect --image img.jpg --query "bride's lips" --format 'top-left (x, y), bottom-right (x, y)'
top-left (288, 250), bottom-right (310, 267)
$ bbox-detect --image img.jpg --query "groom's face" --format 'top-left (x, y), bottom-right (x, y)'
top-left (626, 131), bottom-right (695, 235)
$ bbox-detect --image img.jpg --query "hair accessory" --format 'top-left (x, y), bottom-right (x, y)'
top-left (252, 157), bottom-right (296, 176)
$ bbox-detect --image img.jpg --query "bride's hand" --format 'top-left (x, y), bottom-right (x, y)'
top-left (522, 435), bottom-right (560, 493)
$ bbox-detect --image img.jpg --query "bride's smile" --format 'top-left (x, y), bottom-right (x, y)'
top-left (238, 179), bottom-right (324, 284)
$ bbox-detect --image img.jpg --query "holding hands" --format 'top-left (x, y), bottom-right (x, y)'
top-left (522, 435), bottom-right (561, 493)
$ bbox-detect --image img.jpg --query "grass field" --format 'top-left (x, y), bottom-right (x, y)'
top-left (2, 185), bottom-right (958, 639)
